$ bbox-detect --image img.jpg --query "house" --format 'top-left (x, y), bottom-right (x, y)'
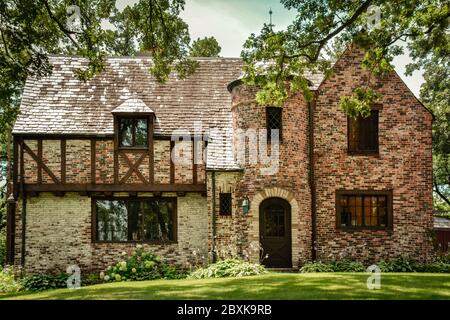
top-left (4, 45), bottom-right (434, 274)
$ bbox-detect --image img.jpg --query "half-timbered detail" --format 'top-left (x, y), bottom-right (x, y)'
top-left (6, 45), bottom-right (433, 273)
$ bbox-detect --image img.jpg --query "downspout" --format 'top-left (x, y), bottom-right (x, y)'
top-left (19, 140), bottom-right (27, 268)
top-left (211, 171), bottom-right (217, 262)
top-left (308, 99), bottom-right (317, 261)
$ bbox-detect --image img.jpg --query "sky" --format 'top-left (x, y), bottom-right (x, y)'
top-left (116, 0), bottom-right (424, 97)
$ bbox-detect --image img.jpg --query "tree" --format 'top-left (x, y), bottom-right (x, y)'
top-left (420, 58), bottom-right (450, 211)
top-left (241, 0), bottom-right (449, 117)
top-left (189, 36), bottom-right (221, 57)
top-left (0, 0), bottom-right (197, 180)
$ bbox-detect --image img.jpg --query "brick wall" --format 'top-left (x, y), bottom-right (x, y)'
top-left (14, 192), bottom-right (208, 274)
top-left (314, 45), bottom-right (434, 262)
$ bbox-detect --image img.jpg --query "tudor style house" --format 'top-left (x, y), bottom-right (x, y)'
top-left (5, 45), bottom-right (434, 273)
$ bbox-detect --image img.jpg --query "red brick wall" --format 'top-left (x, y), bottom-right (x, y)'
top-left (314, 45), bottom-right (434, 262)
top-left (227, 85), bottom-right (313, 265)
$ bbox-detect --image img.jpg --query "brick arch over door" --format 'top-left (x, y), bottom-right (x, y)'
top-left (249, 187), bottom-right (300, 268)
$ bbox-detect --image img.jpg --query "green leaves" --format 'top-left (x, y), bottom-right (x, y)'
top-left (189, 36), bottom-right (221, 57)
top-left (242, 0), bottom-right (449, 118)
top-left (339, 87), bottom-right (381, 118)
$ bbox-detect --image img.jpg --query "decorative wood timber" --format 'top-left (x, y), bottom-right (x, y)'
top-left (119, 151), bottom-right (148, 184)
top-left (61, 139), bottom-right (66, 184)
top-left (91, 138), bottom-right (96, 184)
top-left (148, 116), bottom-right (154, 184)
top-left (113, 117), bottom-right (119, 184)
top-left (21, 140), bottom-right (61, 184)
top-left (23, 183), bottom-right (206, 193)
top-left (13, 137), bottom-right (18, 198)
top-left (37, 139), bottom-right (42, 184)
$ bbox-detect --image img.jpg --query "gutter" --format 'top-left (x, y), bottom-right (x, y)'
top-left (211, 171), bottom-right (217, 263)
top-left (19, 139), bottom-right (27, 268)
top-left (308, 99), bottom-right (317, 261)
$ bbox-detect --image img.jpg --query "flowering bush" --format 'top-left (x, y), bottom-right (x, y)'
top-left (100, 245), bottom-right (185, 282)
top-left (0, 266), bottom-right (23, 293)
top-left (188, 259), bottom-right (267, 279)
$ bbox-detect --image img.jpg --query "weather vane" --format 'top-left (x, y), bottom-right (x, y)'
top-left (269, 8), bottom-right (274, 29)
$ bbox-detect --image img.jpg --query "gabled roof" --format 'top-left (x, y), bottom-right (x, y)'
top-left (111, 98), bottom-right (154, 114)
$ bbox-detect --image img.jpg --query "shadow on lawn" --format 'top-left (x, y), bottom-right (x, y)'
top-left (5, 273), bottom-right (450, 300)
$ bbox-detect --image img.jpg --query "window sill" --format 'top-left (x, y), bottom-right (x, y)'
top-left (347, 151), bottom-right (379, 157)
top-left (118, 146), bottom-right (149, 151)
top-left (92, 240), bottom-right (178, 245)
top-left (336, 226), bottom-right (392, 233)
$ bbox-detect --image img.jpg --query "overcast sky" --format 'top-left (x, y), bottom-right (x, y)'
top-left (117, 0), bottom-right (424, 97)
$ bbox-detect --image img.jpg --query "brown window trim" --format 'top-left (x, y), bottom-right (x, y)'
top-left (117, 116), bottom-right (150, 149)
top-left (335, 189), bottom-right (393, 231)
top-left (266, 107), bottom-right (283, 143)
top-left (91, 197), bottom-right (178, 244)
top-left (347, 107), bottom-right (380, 155)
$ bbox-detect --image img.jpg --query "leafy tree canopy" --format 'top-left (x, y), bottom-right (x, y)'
top-left (189, 36), bottom-right (222, 57)
top-left (421, 57), bottom-right (450, 210)
top-left (241, 0), bottom-right (449, 117)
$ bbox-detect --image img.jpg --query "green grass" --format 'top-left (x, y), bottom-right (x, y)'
top-left (2, 273), bottom-right (450, 300)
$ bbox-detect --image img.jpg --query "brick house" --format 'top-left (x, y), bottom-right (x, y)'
top-left (5, 45), bottom-right (434, 274)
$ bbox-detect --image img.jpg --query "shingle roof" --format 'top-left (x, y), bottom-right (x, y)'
top-left (434, 216), bottom-right (450, 229)
top-left (111, 98), bottom-right (154, 114)
top-left (13, 55), bottom-right (324, 170)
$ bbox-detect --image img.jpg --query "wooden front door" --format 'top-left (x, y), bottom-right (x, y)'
top-left (259, 198), bottom-right (292, 268)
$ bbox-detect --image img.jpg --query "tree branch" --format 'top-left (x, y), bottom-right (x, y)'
top-left (434, 177), bottom-right (450, 206)
top-left (40, 0), bottom-right (81, 48)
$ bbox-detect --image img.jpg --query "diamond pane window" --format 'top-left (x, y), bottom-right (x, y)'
top-left (219, 193), bottom-right (232, 216)
top-left (266, 107), bottom-right (282, 143)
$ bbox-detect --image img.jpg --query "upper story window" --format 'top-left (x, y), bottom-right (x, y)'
top-left (119, 118), bottom-right (148, 148)
top-left (336, 191), bottom-right (392, 230)
top-left (219, 193), bottom-right (232, 216)
top-left (266, 107), bottom-right (282, 143)
top-left (348, 110), bottom-right (379, 153)
top-left (94, 198), bottom-right (176, 242)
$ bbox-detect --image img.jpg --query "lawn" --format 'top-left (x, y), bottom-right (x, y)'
top-left (2, 273), bottom-right (450, 300)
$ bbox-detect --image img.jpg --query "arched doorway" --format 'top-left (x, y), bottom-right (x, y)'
top-left (259, 197), bottom-right (292, 268)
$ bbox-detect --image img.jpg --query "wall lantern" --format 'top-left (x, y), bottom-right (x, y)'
top-left (242, 196), bottom-right (250, 215)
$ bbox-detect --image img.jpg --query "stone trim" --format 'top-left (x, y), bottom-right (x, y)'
top-left (248, 187), bottom-right (300, 268)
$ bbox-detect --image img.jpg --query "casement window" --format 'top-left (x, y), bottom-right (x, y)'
top-left (94, 198), bottom-right (176, 242)
top-left (348, 110), bottom-right (379, 153)
top-left (219, 193), bottom-right (232, 216)
top-left (119, 118), bottom-right (148, 148)
top-left (336, 191), bottom-right (392, 229)
top-left (266, 107), bottom-right (282, 143)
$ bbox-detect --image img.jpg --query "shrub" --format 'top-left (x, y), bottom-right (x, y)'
top-left (20, 274), bottom-right (68, 292)
top-left (0, 267), bottom-right (23, 293)
top-left (377, 258), bottom-right (418, 273)
top-left (188, 259), bottom-right (267, 279)
top-left (300, 261), bottom-right (335, 273)
top-left (101, 246), bottom-right (184, 282)
top-left (0, 229), bottom-right (6, 267)
top-left (330, 260), bottom-right (366, 272)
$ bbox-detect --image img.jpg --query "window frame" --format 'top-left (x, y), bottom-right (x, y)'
top-left (335, 190), bottom-right (393, 231)
top-left (347, 107), bottom-right (380, 155)
top-left (117, 116), bottom-right (150, 149)
top-left (91, 197), bottom-right (178, 244)
top-left (219, 193), bottom-right (232, 216)
top-left (266, 107), bottom-right (283, 143)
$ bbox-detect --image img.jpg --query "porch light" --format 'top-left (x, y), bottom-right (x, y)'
top-left (242, 196), bottom-right (250, 215)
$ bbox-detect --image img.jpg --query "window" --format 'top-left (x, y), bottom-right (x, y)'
top-left (219, 193), bottom-right (232, 216)
top-left (348, 110), bottom-right (379, 153)
top-left (94, 198), bottom-right (176, 242)
top-left (336, 191), bottom-right (392, 229)
top-left (266, 107), bottom-right (282, 143)
top-left (119, 118), bottom-right (148, 148)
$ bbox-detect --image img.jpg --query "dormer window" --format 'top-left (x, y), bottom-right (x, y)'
top-left (112, 98), bottom-right (154, 150)
top-left (119, 118), bottom-right (148, 148)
